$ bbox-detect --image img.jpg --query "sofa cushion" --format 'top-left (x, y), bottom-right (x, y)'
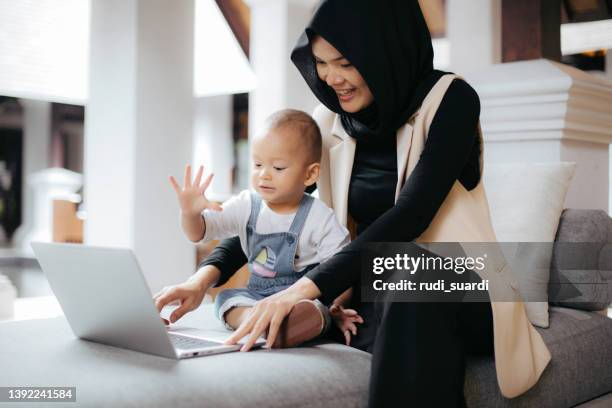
top-left (3, 303), bottom-right (610, 407)
top-left (464, 307), bottom-right (612, 408)
top-left (0, 308), bottom-right (372, 408)
top-left (550, 209), bottom-right (612, 311)
top-left (484, 162), bottom-right (576, 328)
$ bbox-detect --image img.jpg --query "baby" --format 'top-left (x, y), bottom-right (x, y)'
top-left (167, 109), bottom-right (361, 347)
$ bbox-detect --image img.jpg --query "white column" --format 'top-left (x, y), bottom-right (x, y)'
top-left (85, 0), bottom-right (195, 292)
top-left (447, 0), bottom-right (502, 72)
top-left (193, 95), bottom-right (234, 202)
top-left (247, 0), bottom-right (319, 137)
top-left (12, 99), bottom-right (51, 252)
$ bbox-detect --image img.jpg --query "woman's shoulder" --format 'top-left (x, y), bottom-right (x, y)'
top-left (312, 104), bottom-right (336, 131)
top-left (312, 103), bottom-right (334, 118)
top-left (443, 77), bottom-right (480, 112)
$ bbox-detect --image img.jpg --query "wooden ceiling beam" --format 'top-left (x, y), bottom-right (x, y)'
top-left (502, 0), bottom-right (562, 62)
top-left (215, 0), bottom-right (250, 58)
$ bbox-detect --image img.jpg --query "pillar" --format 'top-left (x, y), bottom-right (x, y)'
top-left (85, 0), bottom-right (195, 292)
top-left (246, 0), bottom-right (319, 137)
top-left (447, 0), bottom-right (502, 72)
top-left (12, 99), bottom-right (51, 252)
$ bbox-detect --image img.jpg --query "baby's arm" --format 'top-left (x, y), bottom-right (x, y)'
top-left (169, 164), bottom-right (222, 242)
top-left (329, 288), bottom-right (363, 345)
top-left (181, 210), bottom-right (207, 242)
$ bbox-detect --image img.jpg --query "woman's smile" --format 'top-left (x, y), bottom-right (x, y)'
top-left (336, 88), bottom-right (356, 101)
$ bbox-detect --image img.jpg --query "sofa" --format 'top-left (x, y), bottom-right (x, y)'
top-left (1, 209), bottom-right (611, 407)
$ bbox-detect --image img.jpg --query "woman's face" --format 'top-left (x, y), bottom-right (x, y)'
top-left (311, 35), bottom-right (374, 113)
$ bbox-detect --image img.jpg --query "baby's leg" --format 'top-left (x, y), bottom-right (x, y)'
top-left (224, 306), bottom-right (252, 329)
top-left (214, 288), bottom-right (260, 330)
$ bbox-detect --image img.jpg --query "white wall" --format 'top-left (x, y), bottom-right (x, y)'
top-left (193, 95), bottom-right (234, 202)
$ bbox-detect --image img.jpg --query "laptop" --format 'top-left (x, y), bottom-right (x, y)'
top-left (31, 242), bottom-right (264, 359)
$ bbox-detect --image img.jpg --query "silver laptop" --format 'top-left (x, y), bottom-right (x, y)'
top-left (31, 242), bottom-right (264, 359)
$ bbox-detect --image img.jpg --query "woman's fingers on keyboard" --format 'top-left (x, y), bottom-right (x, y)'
top-left (155, 288), bottom-right (181, 313)
top-left (226, 309), bottom-right (257, 345)
top-left (169, 299), bottom-right (193, 323)
top-left (243, 312), bottom-right (271, 351)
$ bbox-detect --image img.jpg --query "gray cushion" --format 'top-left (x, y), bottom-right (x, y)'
top-left (464, 307), bottom-right (612, 408)
top-left (549, 209), bottom-right (612, 311)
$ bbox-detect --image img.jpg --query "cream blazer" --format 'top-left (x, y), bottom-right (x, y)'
top-left (312, 74), bottom-right (551, 398)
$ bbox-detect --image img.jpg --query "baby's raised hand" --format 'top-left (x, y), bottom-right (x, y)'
top-left (169, 164), bottom-right (223, 216)
top-left (329, 304), bottom-right (364, 346)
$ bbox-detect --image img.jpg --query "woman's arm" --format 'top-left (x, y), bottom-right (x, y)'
top-left (306, 79), bottom-right (482, 303)
top-left (198, 236), bottom-right (247, 287)
top-left (154, 238), bottom-right (247, 322)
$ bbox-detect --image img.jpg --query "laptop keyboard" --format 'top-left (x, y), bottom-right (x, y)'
top-left (169, 333), bottom-right (223, 350)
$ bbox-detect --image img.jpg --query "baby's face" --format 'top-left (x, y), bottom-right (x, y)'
top-left (251, 126), bottom-right (316, 206)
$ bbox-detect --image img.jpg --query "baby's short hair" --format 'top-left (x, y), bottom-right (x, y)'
top-left (264, 109), bottom-right (322, 164)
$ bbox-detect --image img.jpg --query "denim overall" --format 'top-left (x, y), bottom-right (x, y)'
top-left (214, 192), bottom-right (318, 325)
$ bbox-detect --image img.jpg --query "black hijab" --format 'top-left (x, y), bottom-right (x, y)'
top-left (291, 0), bottom-right (448, 142)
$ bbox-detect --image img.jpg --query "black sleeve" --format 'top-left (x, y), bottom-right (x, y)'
top-left (197, 236), bottom-right (247, 287)
top-left (305, 79), bottom-right (481, 303)
top-left (306, 183), bottom-right (317, 194)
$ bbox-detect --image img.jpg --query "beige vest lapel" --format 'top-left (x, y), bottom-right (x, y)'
top-left (329, 115), bottom-right (355, 228)
top-left (394, 122), bottom-right (414, 202)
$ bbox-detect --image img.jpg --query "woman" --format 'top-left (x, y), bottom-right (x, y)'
top-left (201, 1), bottom-right (550, 406)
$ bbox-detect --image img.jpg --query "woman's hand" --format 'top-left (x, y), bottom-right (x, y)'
top-left (154, 280), bottom-right (206, 323)
top-left (329, 304), bottom-right (364, 346)
top-left (153, 265), bottom-right (220, 323)
top-left (225, 277), bottom-right (322, 351)
top-left (169, 164), bottom-right (222, 216)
